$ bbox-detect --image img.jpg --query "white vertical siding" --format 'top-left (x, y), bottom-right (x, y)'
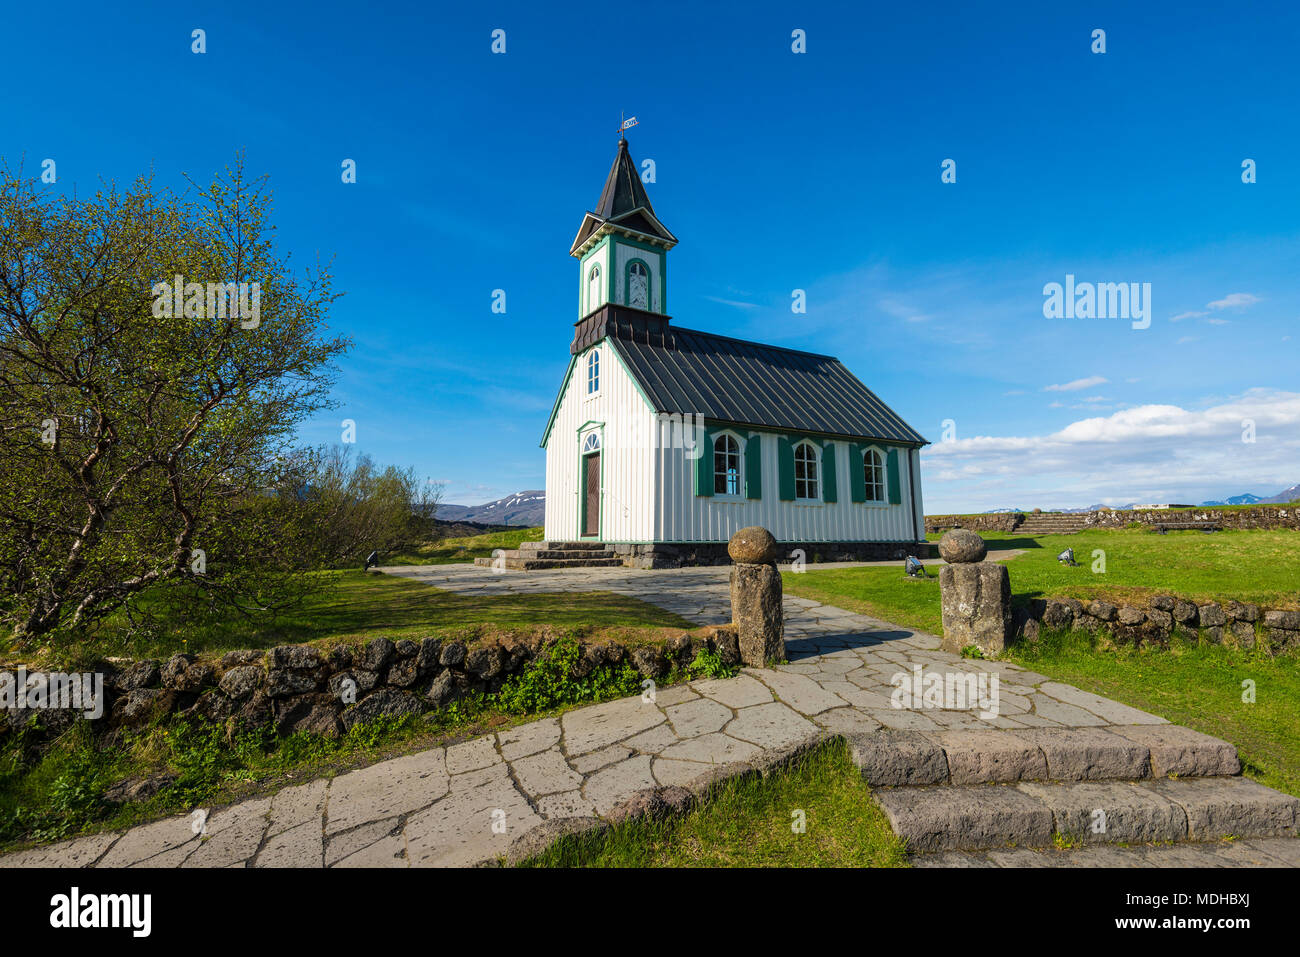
top-left (544, 353), bottom-right (927, 545)
top-left (542, 345), bottom-right (657, 542)
top-left (909, 447), bottom-right (926, 543)
top-left (655, 432), bottom-right (922, 543)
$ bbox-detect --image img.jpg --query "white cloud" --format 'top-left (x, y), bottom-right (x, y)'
top-left (1207, 292), bottom-right (1260, 310)
top-left (921, 389), bottom-right (1300, 511)
top-left (703, 295), bottom-right (761, 310)
top-left (1170, 310), bottom-right (1207, 322)
top-left (1044, 375), bottom-right (1108, 392)
top-left (877, 298), bottom-right (932, 323)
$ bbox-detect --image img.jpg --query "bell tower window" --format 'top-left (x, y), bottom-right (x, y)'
top-left (627, 260), bottom-right (649, 310)
top-left (587, 264), bottom-right (601, 314)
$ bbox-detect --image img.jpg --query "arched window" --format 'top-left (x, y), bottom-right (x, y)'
top-left (794, 442), bottom-right (819, 500)
top-left (586, 348), bottom-right (600, 394)
top-left (582, 432), bottom-right (600, 453)
top-left (713, 433), bottom-right (741, 496)
top-left (587, 264), bottom-right (601, 312)
top-left (627, 260), bottom-right (649, 309)
top-left (864, 448), bottom-right (886, 502)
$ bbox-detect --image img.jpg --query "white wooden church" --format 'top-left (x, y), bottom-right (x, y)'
top-left (539, 137), bottom-right (929, 566)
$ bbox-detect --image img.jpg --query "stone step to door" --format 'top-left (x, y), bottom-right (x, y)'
top-left (874, 776), bottom-right (1300, 854)
top-left (850, 726), bottom-right (1241, 788)
top-left (518, 541), bottom-right (610, 552)
top-left (911, 835), bottom-right (1300, 868)
top-left (518, 548), bottom-right (620, 560)
top-left (473, 555), bottom-right (623, 570)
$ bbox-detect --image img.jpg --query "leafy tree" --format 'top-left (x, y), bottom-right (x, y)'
top-left (0, 157), bottom-right (350, 642)
top-left (288, 444), bottom-right (443, 568)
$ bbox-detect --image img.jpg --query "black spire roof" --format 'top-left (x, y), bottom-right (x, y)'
top-left (570, 139), bottom-right (677, 255)
top-left (596, 138), bottom-right (656, 221)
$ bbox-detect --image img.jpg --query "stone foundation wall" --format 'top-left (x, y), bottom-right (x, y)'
top-left (1013, 595), bottom-right (1300, 652)
top-left (610, 540), bottom-right (934, 569)
top-left (0, 627), bottom-right (741, 743)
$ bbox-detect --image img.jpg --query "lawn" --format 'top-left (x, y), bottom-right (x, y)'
top-left (784, 527), bottom-right (1300, 639)
top-left (41, 569), bottom-right (695, 664)
top-left (384, 527), bottom-right (543, 565)
top-left (973, 528), bottom-right (1299, 609)
top-left (519, 738), bottom-right (908, 868)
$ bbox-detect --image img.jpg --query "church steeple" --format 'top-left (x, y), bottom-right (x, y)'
top-left (570, 138), bottom-right (677, 320)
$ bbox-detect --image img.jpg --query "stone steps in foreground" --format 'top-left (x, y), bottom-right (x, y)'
top-left (874, 777), bottom-right (1299, 854)
top-left (911, 836), bottom-right (1300, 868)
top-left (849, 726), bottom-right (1241, 788)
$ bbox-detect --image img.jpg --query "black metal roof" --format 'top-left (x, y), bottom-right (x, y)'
top-left (609, 327), bottom-right (929, 446)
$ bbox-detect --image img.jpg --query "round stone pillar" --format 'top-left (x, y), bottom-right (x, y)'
top-left (728, 526), bottom-right (786, 667)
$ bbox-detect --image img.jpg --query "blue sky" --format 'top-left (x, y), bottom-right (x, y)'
top-left (7, 0), bottom-right (1299, 512)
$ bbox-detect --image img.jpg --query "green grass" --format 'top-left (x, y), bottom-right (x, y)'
top-left (966, 528), bottom-right (1300, 608)
top-left (518, 738), bottom-right (908, 867)
top-left (1009, 628), bottom-right (1300, 798)
top-left (384, 527), bottom-right (544, 565)
top-left (784, 528), bottom-right (1300, 640)
top-left (41, 569), bottom-right (696, 663)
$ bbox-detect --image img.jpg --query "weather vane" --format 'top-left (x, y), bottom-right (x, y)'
top-left (618, 112), bottom-right (638, 140)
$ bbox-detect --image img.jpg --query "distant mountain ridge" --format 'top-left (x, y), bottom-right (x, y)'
top-left (438, 490), bottom-right (545, 526)
top-left (1200, 494), bottom-right (1264, 506)
top-left (1260, 484), bottom-right (1300, 504)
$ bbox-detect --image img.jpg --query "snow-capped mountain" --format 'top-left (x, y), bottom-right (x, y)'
top-left (437, 491), bottom-right (545, 526)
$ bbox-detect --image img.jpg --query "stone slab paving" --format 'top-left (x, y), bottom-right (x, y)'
top-left (0, 564), bottom-right (1289, 868)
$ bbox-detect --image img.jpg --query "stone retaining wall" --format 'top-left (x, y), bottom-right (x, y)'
top-left (0, 627), bottom-right (741, 743)
top-left (1082, 506), bottom-right (1300, 530)
top-left (1013, 594), bottom-right (1300, 652)
top-left (927, 506), bottom-right (1300, 535)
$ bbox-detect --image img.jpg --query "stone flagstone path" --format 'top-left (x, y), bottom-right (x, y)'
top-left (2, 564), bottom-right (1295, 868)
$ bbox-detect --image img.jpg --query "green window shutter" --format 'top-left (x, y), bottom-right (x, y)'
top-left (886, 447), bottom-right (902, 505)
top-left (745, 433), bottom-right (762, 499)
top-left (694, 427), bottom-right (714, 497)
top-left (822, 441), bottom-right (838, 503)
top-left (777, 435), bottom-right (795, 501)
top-left (849, 444), bottom-right (866, 503)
